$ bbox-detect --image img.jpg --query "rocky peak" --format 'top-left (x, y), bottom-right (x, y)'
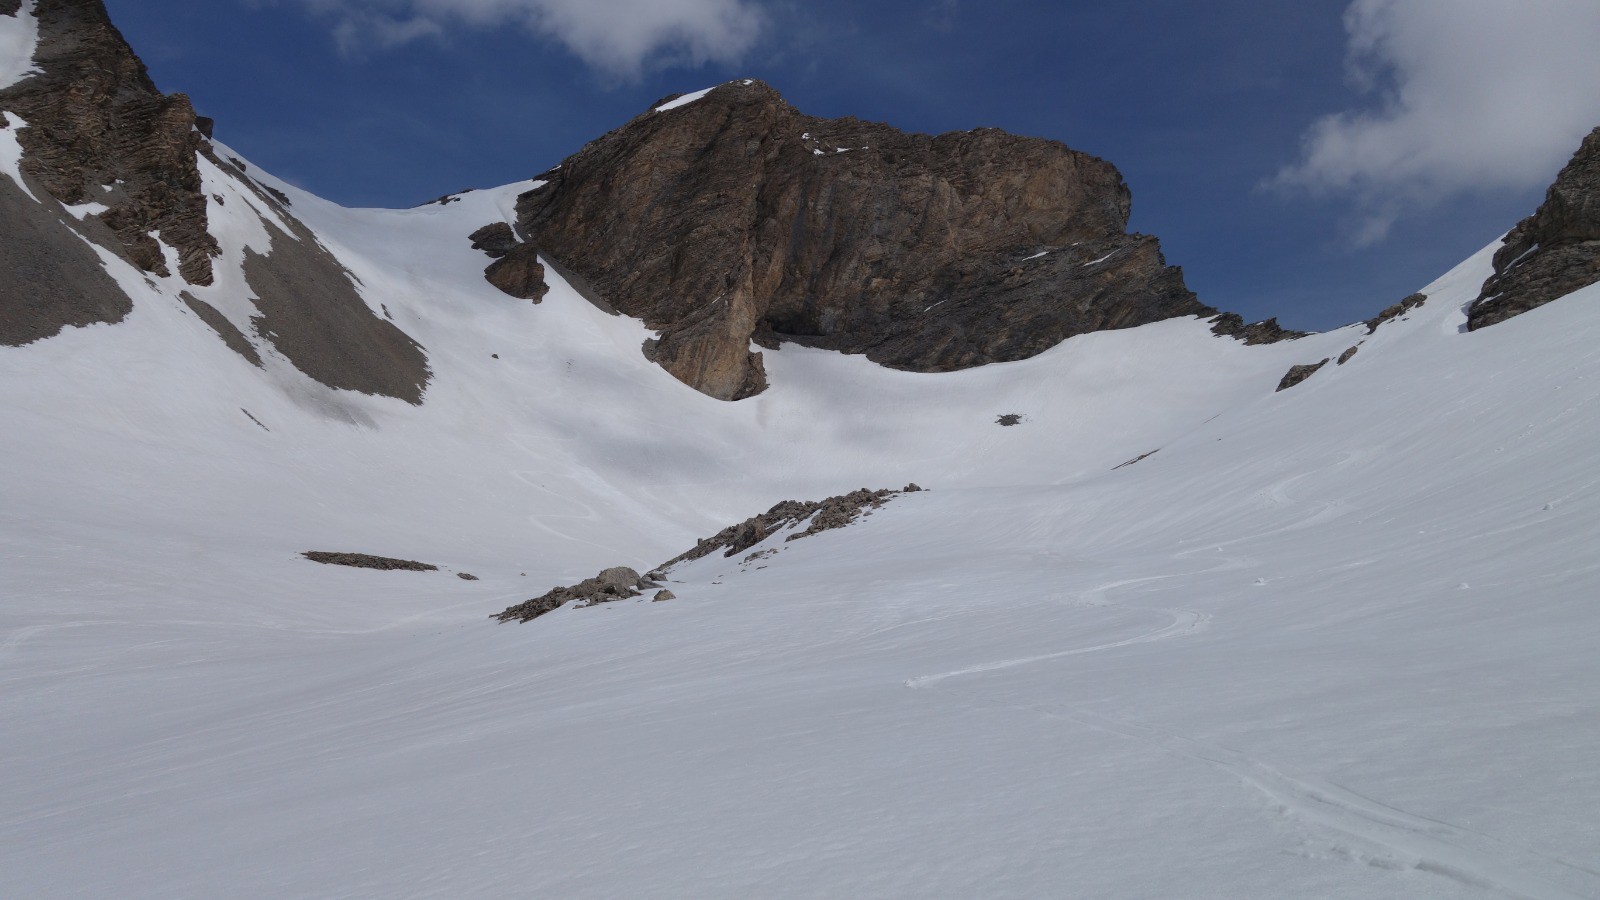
top-left (484, 79), bottom-right (1222, 399)
top-left (1470, 126), bottom-right (1600, 330)
top-left (0, 0), bottom-right (218, 285)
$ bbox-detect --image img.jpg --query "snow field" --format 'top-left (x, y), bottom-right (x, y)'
top-left (1, 136), bottom-right (1598, 897)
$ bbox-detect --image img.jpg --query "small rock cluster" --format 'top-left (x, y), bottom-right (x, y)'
top-left (1364, 293), bottom-right (1427, 333)
top-left (494, 567), bottom-right (674, 623)
top-left (496, 484), bottom-right (925, 624)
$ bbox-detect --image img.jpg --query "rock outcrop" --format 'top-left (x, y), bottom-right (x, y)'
top-left (1365, 293), bottom-right (1427, 333)
top-left (1, 2), bottom-right (432, 402)
top-left (497, 484), bottom-right (924, 623)
top-left (1470, 127), bottom-right (1600, 330)
top-left (303, 551), bottom-right (439, 572)
top-left (1276, 359), bottom-right (1329, 392)
top-left (486, 81), bottom-right (1221, 399)
top-left (494, 566), bottom-right (658, 623)
top-left (1208, 313), bottom-right (1308, 345)
top-left (0, 0), bottom-right (219, 285)
top-left (0, 142), bottom-right (133, 345)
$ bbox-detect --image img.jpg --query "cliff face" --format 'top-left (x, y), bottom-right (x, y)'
top-left (489, 81), bottom-right (1215, 399)
top-left (0, 1), bottom-right (431, 402)
top-left (0, 0), bottom-right (218, 285)
top-left (1471, 126), bottom-right (1600, 330)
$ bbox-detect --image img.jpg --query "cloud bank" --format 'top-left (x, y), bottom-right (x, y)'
top-left (299, 0), bottom-right (766, 77)
top-left (1273, 0), bottom-right (1600, 244)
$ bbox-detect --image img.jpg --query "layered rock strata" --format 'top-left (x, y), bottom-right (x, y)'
top-left (0, 0), bottom-right (219, 285)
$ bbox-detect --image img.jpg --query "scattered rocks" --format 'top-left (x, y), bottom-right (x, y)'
top-left (1209, 313), bottom-right (1309, 345)
top-left (996, 413), bottom-right (1024, 427)
top-left (303, 552), bottom-right (439, 572)
top-left (663, 485), bottom-right (921, 569)
top-left (1470, 126), bottom-right (1600, 330)
top-left (495, 566), bottom-right (657, 623)
top-left (1276, 359), bottom-right (1330, 392)
top-left (496, 484), bottom-right (926, 623)
top-left (1364, 293), bottom-right (1426, 333)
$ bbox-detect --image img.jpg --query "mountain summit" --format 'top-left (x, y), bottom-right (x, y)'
top-left (486, 79), bottom-right (1231, 399)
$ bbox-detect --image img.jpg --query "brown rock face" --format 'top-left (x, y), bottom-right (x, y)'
top-left (492, 81), bottom-right (1215, 399)
top-left (0, 0), bottom-right (219, 285)
top-left (1470, 126), bottom-right (1600, 330)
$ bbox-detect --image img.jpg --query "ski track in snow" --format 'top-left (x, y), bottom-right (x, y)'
top-left (903, 546), bottom-right (1600, 899)
top-left (911, 630), bottom-right (1600, 899)
top-left (903, 606), bottom-right (1209, 687)
top-left (1020, 703), bottom-right (1600, 900)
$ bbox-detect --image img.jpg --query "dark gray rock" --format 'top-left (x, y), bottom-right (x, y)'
top-left (1364, 293), bottom-right (1426, 333)
top-left (303, 552), bottom-right (438, 572)
top-left (1337, 345), bottom-right (1358, 365)
top-left (495, 566), bottom-right (647, 622)
top-left (237, 199), bottom-right (431, 404)
top-left (180, 293), bottom-right (261, 367)
top-left (1470, 127), bottom-right (1600, 330)
top-left (1276, 359), bottom-right (1330, 392)
top-left (1209, 313), bottom-right (1308, 345)
top-left (485, 252), bottom-right (549, 302)
top-left (996, 413), bottom-right (1023, 427)
top-left (468, 222), bottom-right (518, 258)
top-left (661, 486), bottom-right (912, 569)
top-left (596, 566), bottom-right (642, 593)
top-left (653, 590), bottom-right (676, 602)
top-left (0, 164), bottom-right (132, 345)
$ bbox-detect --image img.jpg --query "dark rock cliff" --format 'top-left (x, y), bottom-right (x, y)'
top-left (0, 0), bottom-right (219, 285)
top-left (487, 81), bottom-right (1222, 399)
top-left (1, 1), bottom-right (431, 402)
top-left (1471, 126), bottom-right (1600, 330)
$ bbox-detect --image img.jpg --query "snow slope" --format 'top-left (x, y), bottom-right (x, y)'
top-left (2, 132), bottom-right (1599, 897)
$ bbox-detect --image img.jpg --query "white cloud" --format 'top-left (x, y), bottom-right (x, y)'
top-left (299, 0), bottom-right (766, 77)
top-left (1272, 0), bottom-right (1600, 244)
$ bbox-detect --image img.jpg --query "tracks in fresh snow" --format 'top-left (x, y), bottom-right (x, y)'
top-left (904, 607), bottom-right (1209, 688)
top-left (902, 573), bottom-right (1599, 899)
top-left (1026, 704), bottom-right (1600, 900)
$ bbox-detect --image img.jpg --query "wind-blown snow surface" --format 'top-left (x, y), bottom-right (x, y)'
top-left (3, 144), bottom-right (1600, 898)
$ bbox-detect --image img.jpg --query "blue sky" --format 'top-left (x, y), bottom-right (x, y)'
top-left (104, 0), bottom-right (1600, 331)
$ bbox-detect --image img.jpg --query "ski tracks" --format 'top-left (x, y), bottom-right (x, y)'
top-left (904, 609), bottom-right (1597, 899)
top-left (1033, 705), bottom-right (1600, 900)
top-left (904, 607), bottom-right (1209, 688)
